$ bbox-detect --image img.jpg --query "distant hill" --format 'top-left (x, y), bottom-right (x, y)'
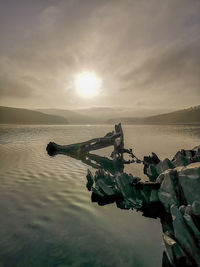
top-left (38, 106), bottom-right (176, 124)
top-left (38, 107), bottom-right (139, 124)
top-left (108, 117), bottom-right (142, 124)
top-left (1, 105), bottom-right (199, 125)
top-left (144, 105), bottom-right (200, 124)
top-left (37, 108), bottom-right (99, 124)
top-left (108, 106), bottom-right (200, 124)
top-left (0, 106), bottom-right (68, 124)
top-left (75, 107), bottom-right (135, 121)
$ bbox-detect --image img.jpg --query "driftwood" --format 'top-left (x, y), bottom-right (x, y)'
top-left (47, 123), bottom-right (123, 156)
top-left (47, 123), bottom-right (139, 165)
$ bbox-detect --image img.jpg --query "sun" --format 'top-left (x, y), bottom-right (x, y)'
top-left (74, 71), bottom-right (102, 98)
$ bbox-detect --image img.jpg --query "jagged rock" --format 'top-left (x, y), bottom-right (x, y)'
top-left (171, 204), bottom-right (200, 266)
top-left (156, 158), bottom-right (174, 174)
top-left (95, 179), bottom-right (115, 196)
top-left (192, 201), bottom-right (200, 216)
top-left (177, 163), bottom-right (200, 205)
top-left (156, 172), bottom-right (166, 184)
top-left (86, 169), bottom-right (94, 191)
top-left (143, 152), bottom-right (160, 181)
top-left (184, 213), bottom-right (200, 246)
top-left (150, 189), bottom-right (159, 202)
top-left (163, 232), bottom-right (189, 266)
top-left (158, 170), bottom-right (179, 212)
top-left (193, 146), bottom-right (200, 162)
top-left (91, 187), bottom-right (104, 198)
top-left (115, 173), bottom-right (143, 209)
top-left (172, 150), bottom-right (190, 166)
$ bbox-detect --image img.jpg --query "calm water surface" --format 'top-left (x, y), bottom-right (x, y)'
top-left (0, 124), bottom-right (200, 267)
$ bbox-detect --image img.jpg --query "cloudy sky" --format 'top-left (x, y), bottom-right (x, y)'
top-left (0, 0), bottom-right (200, 114)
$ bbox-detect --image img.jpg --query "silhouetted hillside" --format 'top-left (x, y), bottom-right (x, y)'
top-left (39, 107), bottom-right (174, 124)
top-left (108, 105), bottom-right (200, 124)
top-left (37, 108), bottom-right (98, 124)
top-left (1, 105), bottom-right (199, 125)
top-left (145, 105), bottom-right (200, 124)
top-left (39, 107), bottom-right (137, 124)
top-left (0, 106), bottom-right (68, 124)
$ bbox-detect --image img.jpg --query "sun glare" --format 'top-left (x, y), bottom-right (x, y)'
top-left (75, 71), bottom-right (102, 98)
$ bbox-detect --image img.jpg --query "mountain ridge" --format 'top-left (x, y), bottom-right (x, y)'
top-left (0, 105), bottom-right (199, 125)
top-left (108, 105), bottom-right (200, 124)
top-left (37, 108), bottom-right (99, 124)
top-left (0, 106), bottom-right (68, 124)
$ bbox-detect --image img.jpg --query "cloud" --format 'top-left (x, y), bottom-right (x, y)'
top-left (0, 75), bottom-right (34, 98)
top-left (0, 0), bottom-right (200, 110)
top-left (120, 38), bottom-right (200, 91)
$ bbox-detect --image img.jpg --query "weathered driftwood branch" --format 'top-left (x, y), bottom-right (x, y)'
top-left (47, 123), bottom-right (124, 157)
top-left (47, 123), bottom-right (140, 165)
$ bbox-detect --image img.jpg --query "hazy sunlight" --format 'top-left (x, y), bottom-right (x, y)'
top-left (74, 71), bottom-right (102, 98)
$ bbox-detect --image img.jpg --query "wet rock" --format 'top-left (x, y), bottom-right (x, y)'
top-left (192, 201), bottom-right (200, 216)
top-left (143, 152), bottom-right (160, 181)
top-left (172, 150), bottom-right (189, 166)
top-left (156, 172), bottom-right (166, 184)
top-left (170, 204), bottom-right (200, 266)
top-left (183, 213), bottom-right (200, 246)
top-left (91, 187), bottom-right (104, 198)
top-left (150, 189), bottom-right (159, 202)
top-left (163, 232), bottom-right (189, 266)
top-left (178, 163), bottom-right (200, 205)
top-left (95, 179), bottom-right (115, 196)
top-left (158, 170), bottom-right (179, 212)
top-left (115, 173), bottom-right (143, 209)
top-left (86, 169), bottom-right (94, 191)
top-left (156, 158), bottom-right (174, 174)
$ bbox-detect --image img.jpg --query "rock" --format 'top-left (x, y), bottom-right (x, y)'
top-left (86, 169), bottom-right (94, 191)
top-left (95, 179), bottom-right (115, 196)
top-left (150, 189), bottom-right (159, 202)
top-left (163, 232), bottom-right (189, 266)
top-left (192, 201), bottom-right (200, 216)
top-left (183, 213), bottom-right (200, 246)
top-left (158, 170), bottom-right (179, 212)
top-left (170, 204), bottom-right (200, 266)
top-left (193, 145), bottom-right (200, 152)
top-left (172, 150), bottom-right (188, 167)
top-left (116, 173), bottom-right (143, 209)
top-left (91, 187), bottom-right (104, 197)
top-left (143, 153), bottom-right (160, 181)
top-left (184, 205), bottom-right (192, 215)
top-left (179, 205), bottom-right (186, 215)
top-left (156, 158), bottom-right (174, 174)
top-left (177, 162), bottom-right (200, 205)
top-left (156, 172), bottom-right (166, 184)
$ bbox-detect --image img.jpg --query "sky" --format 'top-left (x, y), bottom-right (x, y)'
top-left (0, 0), bottom-right (200, 115)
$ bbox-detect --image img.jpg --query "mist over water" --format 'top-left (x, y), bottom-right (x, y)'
top-left (0, 124), bottom-right (200, 266)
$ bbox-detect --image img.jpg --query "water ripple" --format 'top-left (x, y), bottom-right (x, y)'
top-left (2, 125), bottom-right (197, 266)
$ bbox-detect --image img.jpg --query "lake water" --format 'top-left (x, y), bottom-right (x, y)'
top-left (0, 124), bottom-right (200, 267)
